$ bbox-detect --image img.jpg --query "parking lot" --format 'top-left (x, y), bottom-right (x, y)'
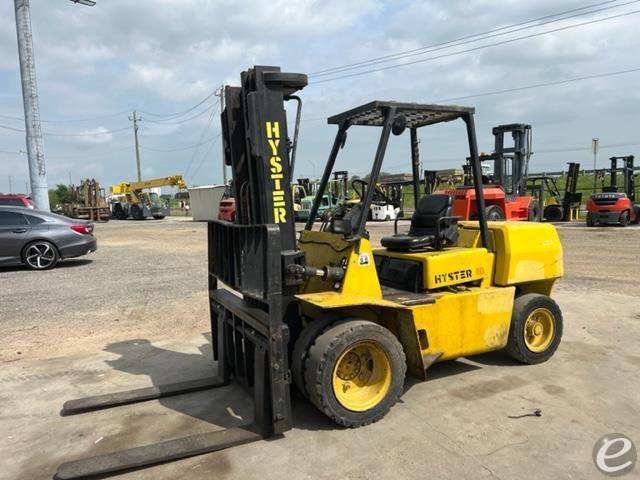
top-left (1, 217), bottom-right (639, 479)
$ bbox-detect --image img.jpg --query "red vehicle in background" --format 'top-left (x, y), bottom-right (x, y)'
top-left (0, 194), bottom-right (35, 209)
top-left (218, 197), bottom-right (236, 222)
top-left (586, 155), bottom-right (639, 226)
top-left (217, 184), bottom-right (236, 222)
top-left (438, 124), bottom-right (538, 221)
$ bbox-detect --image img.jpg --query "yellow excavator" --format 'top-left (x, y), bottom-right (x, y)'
top-left (109, 175), bottom-right (186, 220)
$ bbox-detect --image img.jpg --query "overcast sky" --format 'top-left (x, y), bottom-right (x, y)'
top-left (1, 0), bottom-right (639, 193)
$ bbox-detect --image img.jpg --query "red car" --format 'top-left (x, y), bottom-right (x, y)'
top-left (218, 197), bottom-right (236, 222)
top-left (586, 192), bottom-right (639, 226)
top-left (0, 194), bottom-right (35, 209)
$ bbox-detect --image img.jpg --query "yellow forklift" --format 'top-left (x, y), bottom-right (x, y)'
top-left (56, 66), bottom-right (564, 479)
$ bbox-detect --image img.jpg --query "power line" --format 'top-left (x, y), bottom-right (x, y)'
top-left (180, 105), bottom-right (217, 179)
top-left (0, 110), bottom-right (131, 124)
top-left (301, 66), bottom-right (640, 124)
top-left (310, 8), bottom-right (640, 84)
top-left (141, 102), bottom-right (217, 125)
top-left (310, 0), bottom-right (627, 77)
top-left (187, 133), bottom-right (222, 181)
top-left (0, 123), bottom-right (131, 136)
top-left (431, 67), bottom-right (640, 102)
top-left (140, 136), bottom-right (217, 153)
top-left (138, 89), bottom-right (218, 119)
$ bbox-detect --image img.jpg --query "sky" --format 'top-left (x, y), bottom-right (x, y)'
top-left (1, 0), bottom-right (639, 194)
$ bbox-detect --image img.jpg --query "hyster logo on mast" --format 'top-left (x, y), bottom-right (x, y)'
top-left (266, 121), bottom-right (287, 223)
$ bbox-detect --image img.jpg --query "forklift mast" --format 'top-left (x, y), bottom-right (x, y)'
top-left (424, 169), bottom-right (438, 194)
top-left (482, 124), bottom-right (532, 196)
top-left (221, 65), bottom-right (307, 247)
top-left (609, 155), bottom-right (636, 201)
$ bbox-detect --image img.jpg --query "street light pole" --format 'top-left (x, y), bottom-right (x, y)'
top-left (14, 0), bottom-right (49, 211)
top-left (13, 0), bottom-right (96, 211)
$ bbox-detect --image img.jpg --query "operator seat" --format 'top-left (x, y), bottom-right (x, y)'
top-left (381, 194), bottom-right (459, 252)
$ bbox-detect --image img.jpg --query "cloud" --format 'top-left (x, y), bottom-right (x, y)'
top-left (74, 127), bottom-right (114, 144)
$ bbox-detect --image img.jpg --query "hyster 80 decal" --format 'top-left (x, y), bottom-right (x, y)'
top-left (266, 121), bottom-right (286, 223)
top-left (434, 268), bottom-right (473, 285)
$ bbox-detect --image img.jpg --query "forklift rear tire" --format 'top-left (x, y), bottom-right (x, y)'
top-left (291, 315), bottom-right (342, 398)
top-left (543, 205), bottom-right (563, 222)
top-left (303, 319), bottom-right (406, 428)
top-left (485, 205), bottom-right (505, 221)
top-left (586, 214), bottom-right (595, 227)
top-left (506, 293), bottom-right (563, 365)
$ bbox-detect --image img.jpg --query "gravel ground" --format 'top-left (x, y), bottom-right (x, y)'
top-left (0, 217), bottom-right (638, 363)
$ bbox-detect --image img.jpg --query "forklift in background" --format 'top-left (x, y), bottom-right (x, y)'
top-left (586, 155), bottom-right (639, 226)
top-left (61, 179), bottom-right (110, 222)
top-left (527, 162), bottom-right (582, 222)
top-left (56, 67), bottom-right (564, 479)
top-left (443, 123), bottom-right (538, 221)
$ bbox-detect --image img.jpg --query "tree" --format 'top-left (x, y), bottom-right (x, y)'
top-left (49, 184), bottom-right (72, 206)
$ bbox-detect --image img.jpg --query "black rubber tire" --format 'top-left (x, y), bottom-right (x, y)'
top-left (291, 315), bottom-right (342, 398)
top-left (543, 204), bottom-right (563, 222)
top-left (619, 210), bottom-right (629, 227)
top-left (303, 319), bottom-right (406, 428)
top-left (113, 203), bottom-right (127, 220)
top-left (485, 204), bottom-right (506, 221)
top-left (506, 293), bottom-right (563, 365)
top-left (586, 213), bottom-right (595, 227)
top-left (528, 202), bottom-right (541, 222)
top-left (130, 204), bottom-right (145, 220)
top-left (22, 240), bottom-right (59, 271)
top-left (152, 215), bottom-right (165, 220)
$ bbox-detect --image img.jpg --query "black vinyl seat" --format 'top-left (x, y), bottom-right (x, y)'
top-left (381, 194), bottom-right (459, 251)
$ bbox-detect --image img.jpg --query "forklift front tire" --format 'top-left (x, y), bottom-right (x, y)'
top-left (291, 314), bottom-right (342, 398)
top-left (619, 211), bottom-right (629, 227)
top-left (304, 319), bottom-right (406, 428)
top-left (485, 205), bottom-right (505, 221)
top-left (586, 214), bottom-right (595, 227)
top-left (506, 293), bottom-right (563, 364)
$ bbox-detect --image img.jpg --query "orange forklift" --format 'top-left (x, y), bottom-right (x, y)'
top-left (586, 155), bottom-right (639, 226)
top-left (442, 123), bottom-right (538, 221)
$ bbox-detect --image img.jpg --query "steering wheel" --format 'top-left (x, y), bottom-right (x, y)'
top-left (351, 179), bottom-right (391, 204)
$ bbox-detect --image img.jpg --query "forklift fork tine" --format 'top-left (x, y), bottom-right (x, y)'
top-left (61, 376), bottom-right (227, 416)
top-left (54, 425), bottom-right (263, 480)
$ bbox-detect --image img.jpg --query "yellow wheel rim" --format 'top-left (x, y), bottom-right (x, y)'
top-left (524, 308), bottom-right (555, 353)
top-left (332, 341), bottom-right (392, 412)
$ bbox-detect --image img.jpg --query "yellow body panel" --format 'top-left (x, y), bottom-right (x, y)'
top-left (373, 247), bottom-right (495, 289)
top-left (298, 230), bottom-right (382, 298)
top-left (458, 221), bottom-right (563, 286)
top-left (410, 286), bottom-right (514, 362)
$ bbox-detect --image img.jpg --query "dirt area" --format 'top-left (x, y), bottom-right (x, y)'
top-left (1, 217), bottom-right (639, 480)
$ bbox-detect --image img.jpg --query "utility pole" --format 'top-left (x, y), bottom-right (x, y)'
top-left (68, 171), bottom-right (72, 185)
top-left (130, 110), bottom-right (142, 182)
top-left (14, 0), bottom-right (49, 211)
top-left (8, 175), bottom-right (13, 194)
top-left (215, 85), bottom-right (227, 184)
top-left (592, 138), bottom-right (599, 193)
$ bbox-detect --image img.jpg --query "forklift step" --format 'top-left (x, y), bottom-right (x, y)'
top-left (62, 377), bottom-right (226, 415)
top-left (54, 425), bottom-right (262, 480)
